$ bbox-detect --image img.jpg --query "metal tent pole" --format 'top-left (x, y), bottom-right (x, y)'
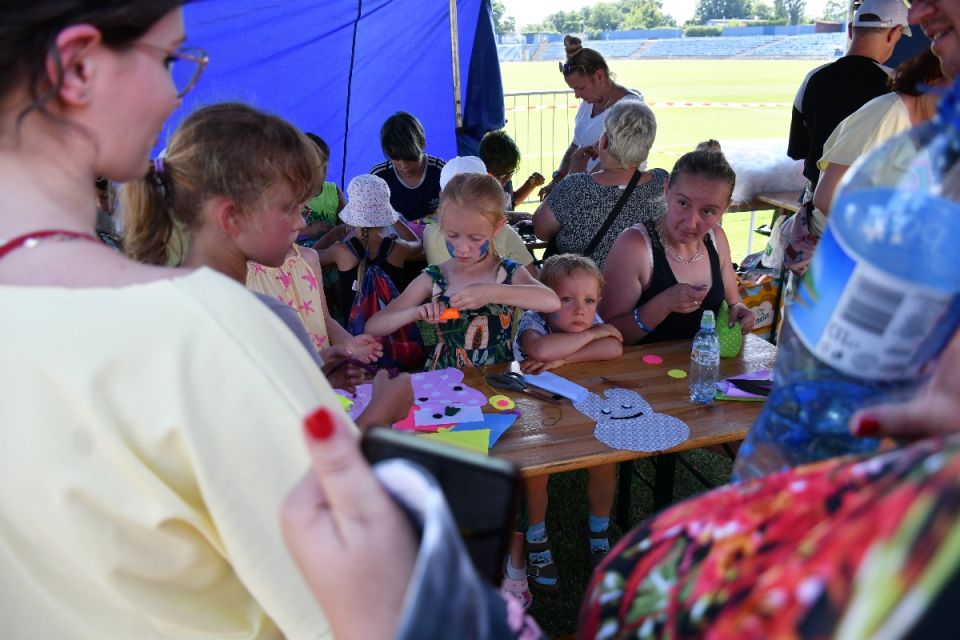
top-left (449, 0), bottom-right (464, 129)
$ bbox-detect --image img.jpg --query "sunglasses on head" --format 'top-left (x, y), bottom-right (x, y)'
top-left (559, 61), bottom-right (586, 75)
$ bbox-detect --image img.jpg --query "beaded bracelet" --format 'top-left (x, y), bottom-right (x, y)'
top-left (633, 307), bottom-right (654, 334)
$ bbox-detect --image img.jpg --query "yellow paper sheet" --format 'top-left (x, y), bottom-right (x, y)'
top-left (419, 429), bottom-right (490, 455)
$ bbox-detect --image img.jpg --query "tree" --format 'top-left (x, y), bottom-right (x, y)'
top-left (748, 0), bottom-right (774, 20)
top-left (623, 0), bottom-right (676, 28)
top-left (491, 0), bottom-right (516, 34)
top-left (693, 0), bottom-right (751, 24)
top-left (821, 0), bottom-right (850, 22)
top-left (526, 0), bottom-right (675, 33)
top-left (784, 0), bottom-right (805, 24)
top-left (773, 0), bottom-right (787, 19)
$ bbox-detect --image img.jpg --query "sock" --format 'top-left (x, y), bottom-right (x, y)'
top-left (525, 521), bottom-right (553, 569)
top-left (526, 521), bottom-right (547, 543)
top-left (505, 556), bottom-right (526, 580)
top-left (588, 514), bottom-right (610, 553)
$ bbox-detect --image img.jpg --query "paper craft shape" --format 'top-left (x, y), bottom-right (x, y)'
top-left (716, 368), bottom-right (773, 401)
top-left (336, 367), bottom-right (489, 427)
top-left (574, 388), bottom-right (689, 452)
top-left (393, 407), bottom-right (417, 431)
top-left (438, 308), bottom-right (461, 321)
top-left (489, 395), bottom-right (516, 410)
top-left (337, 387), bottom-right (371, 420)
top-left (522, 371), bottom-right (589, 403)
top-left (641, 354), bottom-right (664, 365)
top-left (667, 369), bottom-right (688, 379)
top-left (452, 413), bottom-right (518, 447)
top-left (419, 429), bottom-right (490, 455)
top-left (413, 404), bottom-right (484, 427)
top-left (716, 301), bottom-right (743, 358)
top-left (414, 421), bottom-right (456, 433)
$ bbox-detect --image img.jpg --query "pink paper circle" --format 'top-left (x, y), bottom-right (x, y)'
top-left (642, 354), bottom-right (664, 365)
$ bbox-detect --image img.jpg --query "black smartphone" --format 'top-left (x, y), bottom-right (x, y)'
top-left (361, 427), bottom-right (521, 584)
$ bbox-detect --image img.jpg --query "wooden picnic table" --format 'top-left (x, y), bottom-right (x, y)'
top-left (467, 333), bottom-right (776, 525)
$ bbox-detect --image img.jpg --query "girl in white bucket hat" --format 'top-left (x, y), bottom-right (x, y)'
top-left (315, 174), bottom-right (426, 370)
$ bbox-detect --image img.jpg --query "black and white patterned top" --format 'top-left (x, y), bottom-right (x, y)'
top-left (546, 168), bottom-right (668, 270)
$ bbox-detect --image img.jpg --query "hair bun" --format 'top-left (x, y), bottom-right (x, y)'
top-left (696, 139), bottom-right (722, 152)
top-left (563, 35), bottom-right (583, 58)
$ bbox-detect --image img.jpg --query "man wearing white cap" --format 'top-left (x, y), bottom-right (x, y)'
top-left (422, 156), bottom-right (538, 274)
top-left (788, 0), bottom-right (911, 195)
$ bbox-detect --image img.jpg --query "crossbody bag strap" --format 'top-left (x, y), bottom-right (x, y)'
top-left (581, 168), bottom-right (643, 258)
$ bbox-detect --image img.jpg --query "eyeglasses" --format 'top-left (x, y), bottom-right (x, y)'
top-left (494, 169), bottom-right (517, 183)
top-left (559, 61), bottom-right (585, 76)
top-left (134, 42), bottom-right (209, 98)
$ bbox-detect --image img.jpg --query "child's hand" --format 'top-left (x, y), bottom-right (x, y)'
top-left (449, 283), bottom-right (492, 311)
top-left (520, 358), bottom-right (567, 374)
top-left (344, 334), bottom-right (383, 363)
top-left (416, 301), bottom-right (448, 324)
top-left (590, 323), bottom-right (624, 342)
top-left (320, 346), bottom-right (364, 393)
top-left (357, 371), bottom-right (413, 430)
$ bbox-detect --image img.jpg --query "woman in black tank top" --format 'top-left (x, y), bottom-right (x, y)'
top-left (599, 141), bottom-right (757, 344)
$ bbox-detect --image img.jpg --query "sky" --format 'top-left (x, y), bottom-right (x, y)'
top-left (499, 0), bottom-right (830, 31)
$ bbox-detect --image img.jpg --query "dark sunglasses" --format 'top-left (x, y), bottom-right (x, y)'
top-left (559, 61), bottom-right (585, 76)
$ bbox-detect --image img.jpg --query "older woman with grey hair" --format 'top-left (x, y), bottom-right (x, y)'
top-left (533, 100), bottom-right (664, 270)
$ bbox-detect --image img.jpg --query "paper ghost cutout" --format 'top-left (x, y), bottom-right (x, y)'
top-left (573, 388), bottom-right (689, 452)
top-left (336, 368), bottom-right (488, 428)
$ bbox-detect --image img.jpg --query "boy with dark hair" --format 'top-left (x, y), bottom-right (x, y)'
top-left (370, 112), bottom-right (445, 221)
top-left (479, 129), bottom-right (545, 209)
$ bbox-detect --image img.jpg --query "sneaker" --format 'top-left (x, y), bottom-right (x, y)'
top-left (525, 537), bottom-right (560, 591)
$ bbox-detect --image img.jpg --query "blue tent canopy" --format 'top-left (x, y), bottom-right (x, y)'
top-left (166, 0), bottom-right (504, 189)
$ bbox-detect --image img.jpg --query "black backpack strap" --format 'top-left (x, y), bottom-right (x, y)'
top-left (344, 236), bottom-right (365, 260)
top-left (582, 169), bottom-right (643, 259)
top-left (374, 236), bottom-right (395, 263)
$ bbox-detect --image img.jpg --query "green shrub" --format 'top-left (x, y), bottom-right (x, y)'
top-left (684, 26), bottom-right (722, 37)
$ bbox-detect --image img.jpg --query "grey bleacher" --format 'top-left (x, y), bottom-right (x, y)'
top-left (496, 44), bottom-right (524, 62)
top-left (634, 35), bottom-right (778, 58)
top-left (740, 32), bottom-right (846, 58)
top-left (508, 33), bottom-right (848, 63)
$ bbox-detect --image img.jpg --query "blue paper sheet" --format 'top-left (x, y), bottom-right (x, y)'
top-left (451, 413), bottom-right (518, 447)
top-left (522, 371), bottom-right (589, 403)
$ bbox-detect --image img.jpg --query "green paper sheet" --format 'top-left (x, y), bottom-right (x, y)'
top-left (419, 429), bottom-right (490, 455)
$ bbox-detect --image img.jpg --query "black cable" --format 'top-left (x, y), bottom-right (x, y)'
top-left (341, 0), bottom-right (363, 189)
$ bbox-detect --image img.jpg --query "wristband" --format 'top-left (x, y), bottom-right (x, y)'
top-left (633, 307), bottom-right (654, 334)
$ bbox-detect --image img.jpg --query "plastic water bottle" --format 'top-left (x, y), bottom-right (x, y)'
top-left (690, 310), bottom-right (720, 404)
top-left (733, 81), bottom-right (960, 481)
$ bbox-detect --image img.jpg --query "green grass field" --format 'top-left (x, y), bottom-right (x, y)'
top-left (504, 59), bottom-right (826, 262)
top-left (503, 58), bottom-right (828, 636)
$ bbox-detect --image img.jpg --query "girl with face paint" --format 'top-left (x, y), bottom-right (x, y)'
top-left (365, 173), bottom-right (560, 369)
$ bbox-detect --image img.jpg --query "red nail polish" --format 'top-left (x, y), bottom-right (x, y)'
top-left (857, 416), bottom-right (880, 436)
top-left (305, 408), bottom-right (335, 440)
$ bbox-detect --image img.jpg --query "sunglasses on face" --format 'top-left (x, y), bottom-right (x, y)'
top-left (559, 61), bottom-right (586, 75)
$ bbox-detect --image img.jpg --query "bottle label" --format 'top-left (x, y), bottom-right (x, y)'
top-left (790, 226), bottom-right (960, 381)
top-left (691, 350), bottom-right (718, 366)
